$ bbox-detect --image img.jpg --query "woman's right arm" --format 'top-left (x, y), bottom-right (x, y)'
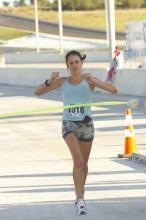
top-left (34, 72), bottom-right (65, 95)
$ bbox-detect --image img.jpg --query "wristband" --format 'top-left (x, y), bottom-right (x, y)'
top-left (45, 79), bottom-right (51, 86)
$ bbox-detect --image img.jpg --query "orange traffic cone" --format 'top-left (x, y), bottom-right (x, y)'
top-left (118, 108), bottom-right (137, 158)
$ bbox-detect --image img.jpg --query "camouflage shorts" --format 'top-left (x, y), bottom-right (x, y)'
top-left (62, 119), bottom-right (94, 142)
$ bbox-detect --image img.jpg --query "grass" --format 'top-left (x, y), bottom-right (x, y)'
top-left (0, 7), bottom-right (146, 40)
top-left (0, 26), bottom-right (31, 40)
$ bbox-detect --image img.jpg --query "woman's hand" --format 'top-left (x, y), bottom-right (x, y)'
top-left (35, 71), bottom-right (61, 95)
top-left (83, 73), bottom-right (118, 93)
top-left (50, 72), bottom-right (60, 83)
top-left (83, 73), bottom-right (95, 83)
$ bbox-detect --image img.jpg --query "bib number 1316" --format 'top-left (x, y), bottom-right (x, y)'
top-left (68, 105), bottom-right (84, 117)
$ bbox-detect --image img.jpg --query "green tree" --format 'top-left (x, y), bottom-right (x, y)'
top-left (61, 0), bottom-right (104, 10)
top-left (30, 0), bottom-right (34, 4)
top-left (19, 0), bottom-right (26, 6)
top-left (115, 0), bottom-right (145, 8)
top-left (37, 0), bottom-right (50, 7)
top-left (2, 1), bottom-right (10, 6)
top-left (74, 0), bottom-right (91, 10)
top-left (73, 0), bottom-right (104, 10)
top-left (13, 0), bottom-right (26, 6)
top-left (39, 0), bottom-right (146, 10)
top-left (62, 0), bottom-right (75, 10)
top-left (128, 0), bottom-right (145, 8)
top-left (37, 0), bottom-right (53, 8)
top-left (92, 0), bottom-right (105, 9)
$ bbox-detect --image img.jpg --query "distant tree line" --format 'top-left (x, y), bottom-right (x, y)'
top-left (2, 0), bottom-right (146, 9)
top-left (37, 0), bottom-right (146, 10)
top-left (2, 0), bottom-right (26, 7)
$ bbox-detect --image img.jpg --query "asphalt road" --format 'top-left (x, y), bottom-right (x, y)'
top-left (0, 13), bottom-right (125, 39)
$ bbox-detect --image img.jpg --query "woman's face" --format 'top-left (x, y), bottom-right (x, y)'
top-left (67, 55), bottom-right (83, 73)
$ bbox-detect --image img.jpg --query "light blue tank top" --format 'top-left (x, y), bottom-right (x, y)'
top-left (61, 79), bottom-right (93, 121)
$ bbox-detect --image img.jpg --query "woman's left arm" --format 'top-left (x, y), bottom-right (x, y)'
top-left (83, 74), bottom-right (118, 93)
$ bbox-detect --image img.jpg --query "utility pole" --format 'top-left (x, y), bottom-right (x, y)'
top-left (34, 0), bottom-right (40, 52)
top-left (58, 0), bottom-right (64, 53)
top-left (105, 0), bottom-right (116, 63)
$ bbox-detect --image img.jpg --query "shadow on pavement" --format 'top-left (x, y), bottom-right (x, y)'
top-left (0, 197), bottom-right (146, 220)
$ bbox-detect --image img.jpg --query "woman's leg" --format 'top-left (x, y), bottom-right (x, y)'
top-left (64, 133), bottom-right (93, 199)
top-left (64, 133), bottom-right (85, 199)
top-left (78, 140), bottom-right (93, 196)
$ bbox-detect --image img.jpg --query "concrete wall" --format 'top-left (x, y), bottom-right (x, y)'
top-left (114, 68), bottom-right (146, 96)
top-left (4, 51), bottom-right (109, 64)
top-left (0, 67), bottom-right (146, 97)
top-left (0, 67), bottom-right (107, 87)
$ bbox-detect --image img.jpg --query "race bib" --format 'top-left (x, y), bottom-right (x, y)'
top-left (68, 104), bottom-right (84, 118)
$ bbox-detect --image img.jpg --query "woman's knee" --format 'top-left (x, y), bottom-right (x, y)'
top-left (74, 157), bottom-right (84, 169)
top-left (74, 158), bottom-right (88, 170)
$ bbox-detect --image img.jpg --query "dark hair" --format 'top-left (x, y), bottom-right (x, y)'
top-left (65, 50), bottom-right (86, 67)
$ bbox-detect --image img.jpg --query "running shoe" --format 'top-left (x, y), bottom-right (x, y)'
top-left (75, 199), bottom-right (87, 215)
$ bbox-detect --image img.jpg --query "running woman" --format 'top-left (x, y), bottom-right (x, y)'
top-left (35, 50), bottom-right (118, 215)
